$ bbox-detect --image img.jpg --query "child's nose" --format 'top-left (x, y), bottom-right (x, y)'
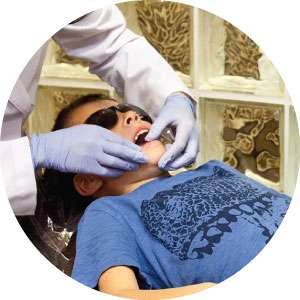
top-left (124, 111), bottom-right (140, 126)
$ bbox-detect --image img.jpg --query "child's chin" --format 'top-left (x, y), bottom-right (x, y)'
top-left (141, 141), bottom-right (166, 164)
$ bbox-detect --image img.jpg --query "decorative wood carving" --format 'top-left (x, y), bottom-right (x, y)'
top-left (136, 1), bottom-right (191, 74)
top-left (224, 21), bottom-right (262, 80)
top-left (223, 104), bottom-right (280, 182)
top-left (53, 91), bottom-right (83, 114)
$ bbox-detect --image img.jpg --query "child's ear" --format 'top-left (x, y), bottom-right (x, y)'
top-left (73, 174), bottom-right (103, 196)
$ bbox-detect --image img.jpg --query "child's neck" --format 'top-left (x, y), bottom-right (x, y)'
top-left (95, 165), bottom-right (170, 197)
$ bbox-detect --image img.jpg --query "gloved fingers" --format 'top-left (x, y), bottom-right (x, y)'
top-left (164, 143), bottom-right (172, 152)
top-left (99, 153), bottom-right (140, 171)
top-left (93, 166), bottom-right (124, 177)
top-left (100, 167), bottom-right (125, 177)
top-left (163, 130), bottom-right (200, 170)
top-left (158, 121), bottom-right (193, 168)
top-left (103, 142), bottom-right (148, 164)
top-left (145, 114), bottom-right (170, 141)
top-left (76, 158), bottom-right (124, 177)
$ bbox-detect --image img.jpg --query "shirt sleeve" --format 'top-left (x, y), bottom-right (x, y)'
top-left (53, 5), bottom-right (192, 118)
top-left (71, 205), bottom-right (140, 288)
top-left (0, 137), bottom-right (37, 215)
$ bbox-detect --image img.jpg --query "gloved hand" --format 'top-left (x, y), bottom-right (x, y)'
top-left (145, 93), bottom-right (200, 170)
top-left (30, 124), bottom-right (148, 176)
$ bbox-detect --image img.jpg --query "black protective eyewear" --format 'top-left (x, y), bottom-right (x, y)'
top-left (84, 104), bottom-right (153, 129)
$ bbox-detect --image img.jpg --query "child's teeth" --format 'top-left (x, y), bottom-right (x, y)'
top-left (135, 129), bottom-right (148, 141)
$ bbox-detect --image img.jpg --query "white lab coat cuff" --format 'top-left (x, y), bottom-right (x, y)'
top-left (0, 137), bottom-right (37, 215)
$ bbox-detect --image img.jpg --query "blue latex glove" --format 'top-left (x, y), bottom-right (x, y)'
top-left (145, 93), bottom-right (200, 170)
top-left (30, 124), bottom-right (148, 176)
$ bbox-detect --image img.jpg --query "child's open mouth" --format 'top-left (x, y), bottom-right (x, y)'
top-left (134, 129), bottom-right (149, 146)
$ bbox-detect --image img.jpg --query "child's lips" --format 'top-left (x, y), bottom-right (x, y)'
top-left (133, 127), bottom-right (150, 145)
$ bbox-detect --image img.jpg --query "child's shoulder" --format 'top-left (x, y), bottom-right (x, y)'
top-left (79, 195), bottom-right (129, 229)
top-left (83, 194), bottom-right (126, 214)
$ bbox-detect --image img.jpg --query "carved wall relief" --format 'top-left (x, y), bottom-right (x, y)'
top-left (223, 104), bottom-right (280, 182)
top-left (224, 21), bottom-right (263, 80)
top-left (53, 91), bottom-right (86, 114)
top-left (136, 1), bottom-right (191, 74)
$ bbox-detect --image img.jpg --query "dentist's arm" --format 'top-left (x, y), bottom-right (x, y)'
top-left (53, 5), bottom-right (193, 119)
top-left (99, 266), bottom-right (215, 299)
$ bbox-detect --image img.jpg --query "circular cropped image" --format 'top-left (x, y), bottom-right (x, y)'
top-left (0, 1), bottom-right (299, 298)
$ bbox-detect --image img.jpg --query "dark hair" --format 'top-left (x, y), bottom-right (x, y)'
top-left (38, 93), bottom-right (116, 231)
top-left (53, 93), bottom-right (116, 130)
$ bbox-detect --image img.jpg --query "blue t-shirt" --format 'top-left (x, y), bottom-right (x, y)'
top-left (71, 160), bottom-right (290, 289)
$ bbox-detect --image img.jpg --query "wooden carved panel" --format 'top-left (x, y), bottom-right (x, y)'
top-left (223, 104), bottom-right (280, 182)
top-left (224, 21), bottom-right (262, 80)
top-left (53, 91), bottom-right (86, 114)
top-left (136, 1), bottom-right (191, 74)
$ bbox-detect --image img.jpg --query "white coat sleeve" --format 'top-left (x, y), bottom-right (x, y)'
top-left (0, 137), bottom-right (37, 215)
top-left (53, 5), bottom-right (192, 118)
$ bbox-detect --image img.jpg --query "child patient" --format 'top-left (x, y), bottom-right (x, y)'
top-left (43, 94), bottom-right (290, 299)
